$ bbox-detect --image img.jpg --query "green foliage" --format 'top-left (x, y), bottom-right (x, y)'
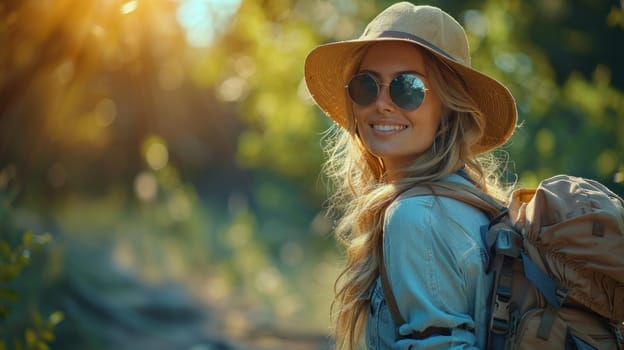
top-left (0, 183), bottom-right (63, 350)
top-left (0, 231), bottom-right (64, 349)
top-left (0, 232), bottom-right (49, 314)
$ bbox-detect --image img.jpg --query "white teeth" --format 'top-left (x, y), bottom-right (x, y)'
top-left (372, 124), bottom-right (407, 131)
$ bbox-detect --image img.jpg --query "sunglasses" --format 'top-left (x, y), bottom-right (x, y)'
top-left (346, 73), bottom-right (428, 111)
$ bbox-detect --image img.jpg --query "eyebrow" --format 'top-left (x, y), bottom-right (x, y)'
top-left (359, 69), bottom-right (427, 79)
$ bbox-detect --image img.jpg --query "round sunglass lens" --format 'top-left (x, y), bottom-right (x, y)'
top-left (348, 74), bottom-right (378, 106)
top-left (390, 74), bottom-right (425, 110)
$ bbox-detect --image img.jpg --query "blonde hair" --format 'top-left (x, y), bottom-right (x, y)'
top-left (322, 45), bottom-right (511, 350)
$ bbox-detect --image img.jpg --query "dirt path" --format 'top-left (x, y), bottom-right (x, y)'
top-left (49, 240), bottom-right (331, 350)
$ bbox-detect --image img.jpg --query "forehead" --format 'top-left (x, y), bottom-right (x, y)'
top-left (358, 41), bottom-right (427, 74)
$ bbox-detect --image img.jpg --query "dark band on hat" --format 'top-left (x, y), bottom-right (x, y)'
top-left (377, 30), bottom-right (457, 62)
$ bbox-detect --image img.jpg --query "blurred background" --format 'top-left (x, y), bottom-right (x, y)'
top-left (0, 0), bottom-right (622, 349)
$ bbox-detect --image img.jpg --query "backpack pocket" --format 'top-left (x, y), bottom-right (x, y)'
top-left (511, 307), bottom-right (619, 350)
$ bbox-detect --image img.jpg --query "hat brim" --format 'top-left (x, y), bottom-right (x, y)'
top-left (304, 37), bottom-right (517, 154)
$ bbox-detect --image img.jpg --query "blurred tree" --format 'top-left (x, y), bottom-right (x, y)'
top-left (2, 0), bottom-right (621, 205)
top-left (0, 0), bottom-right (247, 206)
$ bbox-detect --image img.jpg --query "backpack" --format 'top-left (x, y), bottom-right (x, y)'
top-left (379, 174), bottom-right (624, 349)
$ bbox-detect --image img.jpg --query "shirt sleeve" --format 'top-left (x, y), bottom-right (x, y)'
top-left (383, 195), bottom-right (491, 349)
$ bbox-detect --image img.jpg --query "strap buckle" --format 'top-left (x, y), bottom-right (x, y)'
top-left (490, 287), bottom-right (511, 334)
top-left (494, 227), bottom-right (522, 258)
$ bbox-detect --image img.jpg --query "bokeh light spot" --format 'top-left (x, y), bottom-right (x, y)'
top-left (233, 56), bottom-right (256, 78)
top-left (134, 172), bottom-right (158, 201)
top-left (615, 170), bottom-right (624, 183)
top-left (464, 10), bottom-right (488, 38)
top-left (168, 191), bottom-right (192, 221)
top-left (280, 241), bottom-right (303, 266)
top-left (53, 59), bottom-right (75, 86)
top-left (94, 98), bottom-right (117, 127)
top-left (176, 0), bottom-right (241, 48)
top-left (217, 76), bottom-right (247, 102)
top-left (255, 267), bottom-right (281, 294)
top-left (535, 128), bottom-right (555, 157)
top-left (226, 221), bottom-right (251, 248)
top-left (143, 137), bottom-right (169, 170)
top-left (120, 0), bottom-right (138, 15)
top-left (597, 150), bottom-right (617, 176)
top-left (494, 51), bottom-right (517, 73)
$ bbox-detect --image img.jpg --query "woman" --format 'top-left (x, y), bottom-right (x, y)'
top-left (304, 2), bottom-right (517, 349)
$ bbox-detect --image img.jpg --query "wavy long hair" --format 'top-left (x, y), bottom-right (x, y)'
top-left (322, 44), bottom-right (512, 350)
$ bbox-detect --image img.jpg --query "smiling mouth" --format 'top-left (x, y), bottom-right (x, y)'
top-left (371, 124), bottom-right (408, 132)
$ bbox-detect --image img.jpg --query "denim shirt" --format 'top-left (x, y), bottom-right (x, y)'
top-left (365, 174), bottom-right (493, 349)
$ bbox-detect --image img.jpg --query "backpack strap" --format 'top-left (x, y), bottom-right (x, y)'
top-left (521, 252), bottom-right (568, 308)
top-left (380, 247), bottom-right (455, 339)
top-left (380, 181), bottom-right (506, 340)
top-left (379, 251), bottom-right (404, 326)
top-left (397, 182), bottom-right (506, 220)
top-left (488, 250), bottom-right (515, 349)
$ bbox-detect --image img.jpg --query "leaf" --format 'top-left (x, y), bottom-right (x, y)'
top-left (39, 330), bottom-right (54, 342)
top-left (34, 233), bottom-right (52, 246)
top-left (0, 287), bottom-right (19, 303)
top-left (0, 304), bottom-right (11, 319)
top-left (32, 312), bottom-right (42, 329)
top-left (47, 311), bottom-right (64, 327)
top-left (18, 251), bottom-right (31, 266)
top-left (1, 265), bottom-right (20, 280)
top-left (0, 241), bottom-right (11, 259)
top-left (25, 328), bottom-right (37, 346)
top-left (22, 232), bottom-right (33, 246)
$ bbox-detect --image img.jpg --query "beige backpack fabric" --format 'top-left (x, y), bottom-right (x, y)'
top-left (512, 176), bottom-right (624, 320)
top-left (380, 174), bottom-right (624, 349)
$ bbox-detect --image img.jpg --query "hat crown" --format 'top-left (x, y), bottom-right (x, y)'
top-left (361, 3), bottom-right (470, 66)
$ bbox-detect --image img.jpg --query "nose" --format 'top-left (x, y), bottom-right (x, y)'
top-left (375, 83), bottom-right (397, 114)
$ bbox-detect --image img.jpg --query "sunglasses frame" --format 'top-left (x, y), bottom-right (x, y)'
top-left (345, 72), bottom-right (429, 111)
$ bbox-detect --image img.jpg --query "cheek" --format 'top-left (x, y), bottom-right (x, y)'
top-left (430, 113), bottom-right (443, 138)
top-left (422, 96), bottom-right (444, 132)
top-left (353, 107), bottom-right (368, 129)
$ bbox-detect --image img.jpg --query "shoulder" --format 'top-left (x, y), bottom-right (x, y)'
top-left (385, 195), bottom-right (486, 237)
top-left (386, 188), bottom-right (487, 228)
top-left (384, 174), bottom-right (490, 247)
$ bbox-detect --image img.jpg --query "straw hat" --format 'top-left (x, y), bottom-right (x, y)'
top-left (304, 2), bottom-right (517, 154)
